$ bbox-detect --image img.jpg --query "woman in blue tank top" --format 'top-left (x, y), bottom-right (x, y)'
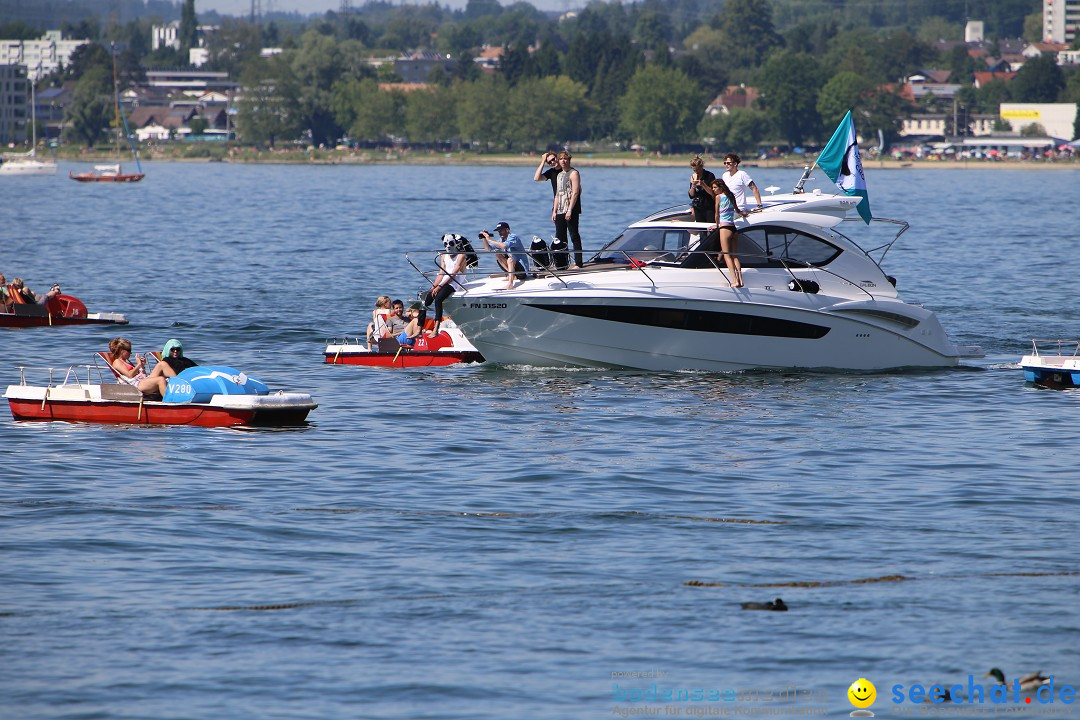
top-left (710, 178), bottom-right (748, 288)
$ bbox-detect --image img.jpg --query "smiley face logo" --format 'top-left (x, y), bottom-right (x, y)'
top-left (848, 678), bottom-right (876, 711)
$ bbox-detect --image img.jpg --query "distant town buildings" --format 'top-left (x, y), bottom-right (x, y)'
top-left (0, 30), bottom-right (89, 82)
top-left (0, 64), bottom-right (28, 144)
top-left (1043, 0), bottom-right (1079, 44)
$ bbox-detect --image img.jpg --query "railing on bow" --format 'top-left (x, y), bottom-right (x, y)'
top-left (405, 247), bottom-right (879, 300)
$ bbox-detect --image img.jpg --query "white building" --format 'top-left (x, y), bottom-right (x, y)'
top-left (0, 31), bottom-right (89, 82)
top-left (1044, 0), bottom-right (1080, 44)
top-left (153, 22), bottom-right (180, 51)
top-left (965, 20), bottom-right (984, 43)
top-left (1001, 103), bottom-right (1078, 139)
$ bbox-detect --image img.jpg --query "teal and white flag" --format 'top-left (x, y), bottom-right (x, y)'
top-left (816, 110), bottom-right (872, 224)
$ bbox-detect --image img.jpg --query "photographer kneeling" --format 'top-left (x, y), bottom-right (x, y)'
top-left (479, 221), bottom-right (530, 291)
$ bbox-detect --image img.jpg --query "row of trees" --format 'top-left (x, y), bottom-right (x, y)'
top-left (27, 0), bottom-right (1080, 149)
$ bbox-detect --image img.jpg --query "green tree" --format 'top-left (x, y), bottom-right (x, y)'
top-left (946, 44), bottom-right (977, 83)
top-left (180, 0), bottom-right (198, 56)
top-left (716, 0), bottom-right (783, 71)
top-left (817, 72), bottom-right (872, 129)
top-left (633, 10), bottom-right (672, 49)
top-left (64, 43), bottom-right (111, 81)
top-left (755, 49), bottom-right (825, 146)
top-left (973, 78), bottom-right (1012, 114)
top-left (681, 25), bottom-right (729, 97)
top-left (698, 106), bottom-right (769, 153)
top-left (506, 75), bottom-right (589, 149)
top-left (63, 66), bottom-right (111, 148)
top-left (1010, 55), bottom-right (1066, 103)
top-left (235, 56), bottom-right (303, 147)
top-left (289, 31), bottom-right (369, 146)
top-left (454, 76), bottom-right (510, 149)
top-left (1020, 122), bottom-right (1047, 137)
top-left (206, 18), bottom-right (263, 78)
top-left (1023, 11), bottom-right (1044, 43)
top-left (0, 21), bottom-right (43, 40)
top-left (862, 87), bottom-right (910, 145)
top-left (618, 65), bottom-right (705, 149)
top-left (405, 85), bottom-right (459, 144)
top-left (499, 43), bottom-right (530, 86)
top-left (188, 116), bottom-right (209, 135)
top-left (331, 77), bottom-right (405, 143)
top-left (916, 16), bottom-right (957, 44)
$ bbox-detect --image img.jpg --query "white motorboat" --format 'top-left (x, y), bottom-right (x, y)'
top-left (433, 173), bottom-right (981, 372)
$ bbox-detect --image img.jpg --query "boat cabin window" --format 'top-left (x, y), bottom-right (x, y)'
top-left (739, 226), bottom-right (841, 267)
top-left (593, 227), bottom-right (693, 264)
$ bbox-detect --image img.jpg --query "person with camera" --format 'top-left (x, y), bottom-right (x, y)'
top-left (479, 221), bottom-right (530, 291)
top-left (688, 156), bottom-right (717, 223)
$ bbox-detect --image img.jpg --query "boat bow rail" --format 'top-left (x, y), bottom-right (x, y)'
top-left (406, 247), bottom-right (883, 301)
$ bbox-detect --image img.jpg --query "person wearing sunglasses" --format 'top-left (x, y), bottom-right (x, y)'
top-left (722, 153), bottom-right (763, 214)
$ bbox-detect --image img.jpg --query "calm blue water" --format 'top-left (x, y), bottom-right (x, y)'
top-left (2, 161), bottom-right (1079, 719)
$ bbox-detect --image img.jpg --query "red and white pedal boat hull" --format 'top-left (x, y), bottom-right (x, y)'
top-left (5, 384), bottom-right (316, 427)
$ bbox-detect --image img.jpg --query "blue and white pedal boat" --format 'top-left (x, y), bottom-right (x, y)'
top-left (1021, 339), bottom-right (1080, 387)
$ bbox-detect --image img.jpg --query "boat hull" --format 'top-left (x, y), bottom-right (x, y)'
top-left (447, 290), bottom-right (964, 371)
top-left (69, 171), bottom-right (144, 183)
top-left (325, 350), bottom-right (484, 367)
top-left (1021, 355), bottom-right (1080, 388)
top-left (5, 385), bottom-right (316, 427)
top-left (0, 160), bottom-right (58, 176)
top-left (1, 312), bottom-right (128, 328)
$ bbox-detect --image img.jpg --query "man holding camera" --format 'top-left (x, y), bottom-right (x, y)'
top-left (688, 156), bottom-right (717, 223)
top-left (479, 222), bottom-right (530, 291)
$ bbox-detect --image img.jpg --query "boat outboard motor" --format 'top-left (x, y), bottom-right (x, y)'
top-left (530, 235), bottom-right (551, 272)
top-left (549, 236), bottom-right (569, 270)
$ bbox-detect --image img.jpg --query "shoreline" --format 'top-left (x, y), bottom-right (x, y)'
top-left (53, 148), bottom-right (1080, 171)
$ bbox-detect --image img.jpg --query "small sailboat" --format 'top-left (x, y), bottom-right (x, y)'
top-left (69, 50), bottom-right (144, 183)
top-left (0, 66), bottom-right (58, 177)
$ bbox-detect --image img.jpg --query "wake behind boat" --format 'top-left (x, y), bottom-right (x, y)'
top-left (431, 170), bottom-right (980, 372)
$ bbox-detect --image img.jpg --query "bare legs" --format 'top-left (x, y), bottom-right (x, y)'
top-left (718, 226), bottom-right (743, 288)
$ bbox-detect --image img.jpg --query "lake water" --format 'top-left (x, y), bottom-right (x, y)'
top-left (2, 161), bottom-right (1079, 719)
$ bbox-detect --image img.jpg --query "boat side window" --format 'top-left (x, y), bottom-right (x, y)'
top-left (595, 228), bottom-right (691, 263)
top-left (757, 226), bottom-right (841, 267)
top-left (733, 228), bottom-right (779, 268)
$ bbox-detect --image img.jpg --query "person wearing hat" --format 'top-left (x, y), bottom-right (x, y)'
top-left (479, 221), bottom-right (530, 290)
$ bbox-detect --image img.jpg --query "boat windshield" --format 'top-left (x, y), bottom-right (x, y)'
top-left (592, 227), bottom-right (694, 264)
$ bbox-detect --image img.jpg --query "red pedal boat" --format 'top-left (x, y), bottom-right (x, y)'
top-left (1, 291), bottom-right (128, 328)
top-left (325, 320), bottom-right (484, 367)
top-left (6, 358), bottom-right (316, 427)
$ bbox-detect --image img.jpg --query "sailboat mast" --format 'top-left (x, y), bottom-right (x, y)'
top-left (29, 67), bottom-right (36, 157)
top-left (112, 50), bottom-right (121, 163)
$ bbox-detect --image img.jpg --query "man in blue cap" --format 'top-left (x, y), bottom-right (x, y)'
top-left (479, 221), bottom-right (530, 290)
